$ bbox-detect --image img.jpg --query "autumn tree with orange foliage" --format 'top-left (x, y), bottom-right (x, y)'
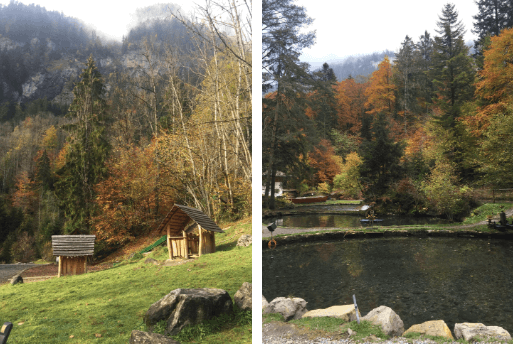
top-left (93, 142), bottom-right (174, 245)
top-left (365, 56), bottom-right (396, 117)
top-left (335, 76), bottom-right (369, 135)
top-left (464, 27), bottom-right (513, 136)
top-left (308, 139), bottom-right (341, 186)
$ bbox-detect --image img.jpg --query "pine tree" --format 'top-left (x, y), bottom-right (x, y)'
top-left (415, 31), bottom-right (435, 117)
top-left (359, 112), bottom-right (404, 197)
top-left (393, 36), bottom-right (418, 135)
top-left (430, 3), bottom-right (475, 127)
top-left (472, 0), bottom-right (513, 64)
top-left (55, 55), bottom-right (110, 234)
top-left (262, 0), bottom-right (316, 209)
top-left (309, 63), bottom-right (338, 140)
top-left (35, 150), bottom-right (52, 191)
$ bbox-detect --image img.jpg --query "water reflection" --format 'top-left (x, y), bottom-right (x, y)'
top-left (272, 214), bottom-right (452, 228)
top-left (262, 237), bottom-right (513, 333)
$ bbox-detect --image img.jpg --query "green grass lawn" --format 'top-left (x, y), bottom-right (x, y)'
top-left (0, 221), bottom-right (252, 344)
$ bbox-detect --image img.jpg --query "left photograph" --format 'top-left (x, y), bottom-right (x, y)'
top-left (0, 0), bottom-right (252, 343)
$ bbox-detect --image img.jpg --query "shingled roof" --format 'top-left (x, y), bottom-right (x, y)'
top-left (156, 204), bottom-right (224, 235)
top-left (52, 235), bottom-right (96, 256)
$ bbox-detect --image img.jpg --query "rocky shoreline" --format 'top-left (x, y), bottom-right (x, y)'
top-left (262, 296), bottom-right (512, 344)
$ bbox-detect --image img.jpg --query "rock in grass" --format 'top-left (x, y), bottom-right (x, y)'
top-left (303, 305), bottom-right (360, 322)
top-left (11, 275), bottom-right (23, 285)
top-left (262, 295), bottom-right (269, 310)
top-left (236, 235), bottom-right (252, 247)
top-left (404, 320), bottom-right (454, 340)
top-left (144, 288), bottom-right (233, 335)
top-left (234, 282), bottom-right (252, 311)
top-left (362, 305), bottom-right (404, 337)
top-left (144, 258), bottom-right (159, 265)
top-left (454, 323), bottom-right (511, 341)
top-left (129, 330), bottom-right (181, 343)
top-left (263, 297), bottom-right (308, 321)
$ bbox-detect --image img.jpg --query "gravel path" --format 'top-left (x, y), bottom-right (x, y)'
top-left (0, 264), bottom-right (40, 284)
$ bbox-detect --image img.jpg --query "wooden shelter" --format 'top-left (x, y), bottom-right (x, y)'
top-left (52, 235), bottom-right (95, 277)
top-left (156, 205), bottom-right (224, 260)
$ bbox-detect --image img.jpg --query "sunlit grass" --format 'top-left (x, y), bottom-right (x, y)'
top-left (0, 221), bottom-right (252, 344)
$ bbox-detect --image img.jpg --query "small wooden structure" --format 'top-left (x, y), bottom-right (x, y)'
top-left (52, 235), bottom-right (95, 277)
top-left (156, 204), bottom-right (224, 260)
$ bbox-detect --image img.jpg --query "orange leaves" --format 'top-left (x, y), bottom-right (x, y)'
top-left (92, 141), bottom-right (169, 245)
top-left (464, 27), bottom-right (513, 136)
top-left (12, 172), bottom-right (36, 212)
top-left (335, 79), bottom-right (367, 134)
top-left (308, 139), bottom-right (341, 185)
top-left (364, 56), bottom-right (396, 116)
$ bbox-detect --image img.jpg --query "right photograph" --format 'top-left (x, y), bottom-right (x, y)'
top-left (261, 0), bottom-right (513, 342)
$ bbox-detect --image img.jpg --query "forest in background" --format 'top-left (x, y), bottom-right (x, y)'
top-left (263, 0), bottom-right (513, 219)
top-left (0, 0), bottom-right (252, 263)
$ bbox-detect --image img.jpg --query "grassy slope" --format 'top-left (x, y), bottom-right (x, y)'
top-left (0, 219), bottom-right (252, 344)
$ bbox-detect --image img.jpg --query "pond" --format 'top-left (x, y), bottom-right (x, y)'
top-left (269, 214), bottom-right (452, 228)
top-left (262, 237), bottom-right (513, 333)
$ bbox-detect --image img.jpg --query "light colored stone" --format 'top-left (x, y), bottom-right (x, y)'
top-left (234, 282), bottom-right (251, 311)
top-left (454, 323), bottom-right (511, 341)
top-left (362, 305), bottom-right (404, 337)
top-left (263, 297), bottom-right (308, 321)
top-left (144, 258), bottom-right (159, 265)
top-left (262, 295), bottom-right (269, 310)
top-left (347, 328), bottom-right (355, 336)
top-left (236, 235), bottom-right (252, 247)
top-left (404, 320), bottom-right (454, 340)
top-left (129, 330), bottom-right (181, 343)
top-left (303, 305), bottom-right (360, 322)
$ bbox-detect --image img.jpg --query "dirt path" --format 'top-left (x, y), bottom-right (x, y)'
top-left (0, 264), bottom-right (40, 284)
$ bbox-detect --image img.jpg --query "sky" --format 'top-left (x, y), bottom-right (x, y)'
top-left (0, 0), bottom-right (198, 41)
top-left (295, 0), bottom-right (480, 63)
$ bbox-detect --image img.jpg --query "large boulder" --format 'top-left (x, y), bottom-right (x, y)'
top-left (236, 235), bottom-right (252, 247)
top-left (454, 323), bottom-right (511, 341)
top-left (263, 297), bottom-right (308, 321)
top-left (144, 288), bottom-right (233, 335)
top-left (262, 295), bottom-right (269, 310)
top-left (362, 306), bottom-right (404, 337)
top-left (129, 330), bottom-right (181, 344)
top-left (303, 305), bottom-right (360, 322)
top-left (404, 320), bottom-right (454, 340)
top-left (234, 282), bottom-right (252, 311)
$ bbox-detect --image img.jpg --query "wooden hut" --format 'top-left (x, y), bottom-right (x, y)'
top-left (52, 235), bottom-right (95, 277)
top-left (156, 205), bottom-right (224, 260)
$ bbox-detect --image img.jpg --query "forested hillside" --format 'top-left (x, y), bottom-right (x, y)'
top-left (263, 0), bottom-right (512, 219)
top-left (0, 0), bottom-right (251, 263)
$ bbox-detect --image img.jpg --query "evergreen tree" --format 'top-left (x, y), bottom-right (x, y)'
top-left (393, 36), bottom-right (418, 134)
top-left (309, 62), bottom-right (338, 140)
top-left (430, 4), bottom-right (475, 127)
top-left (415, 31), bottom-right (435, 117)
top-left (35, 150), bottom-right (52, 191)
top-left (262, 0), bottom-right (316, 209)
top-left (358, 112), bottom-right (404, 198)
top-left (55, 55), bottom-right (110, 234)
top-left (472, 0), bottom-right (513, 64)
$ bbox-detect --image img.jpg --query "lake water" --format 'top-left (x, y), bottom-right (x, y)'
top-left (271, 214), bottom-right (452, 228)
top-left (262, 237), bottom-right (513, 333)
